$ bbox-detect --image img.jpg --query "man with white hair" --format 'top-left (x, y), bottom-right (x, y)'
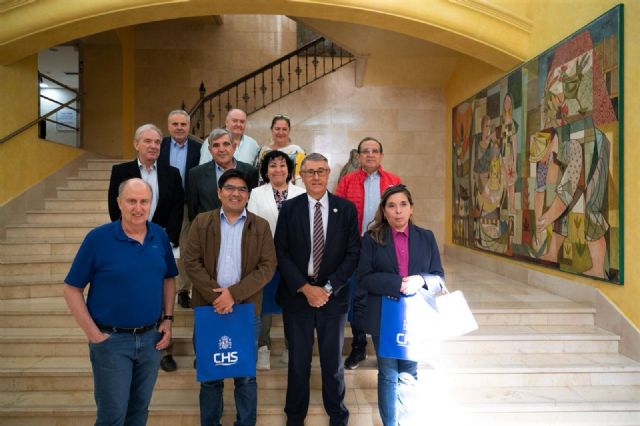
top-left (108, 124), bottom-right (184, 246)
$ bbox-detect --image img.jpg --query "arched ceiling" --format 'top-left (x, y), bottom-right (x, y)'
top-left (0, 0), bottom-right (531, 68)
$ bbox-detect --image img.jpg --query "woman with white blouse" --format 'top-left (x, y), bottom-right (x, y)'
top-left (247, 149), bottom-right (306, 370)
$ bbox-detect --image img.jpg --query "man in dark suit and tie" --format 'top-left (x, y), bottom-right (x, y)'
top-left (187, 128), bottom-right (258, 221)
top-left (108, 124), bottom-right (184, 246)
top-left (157, 109), bottom-right (202, 371)
top-left (274, 153), bottom-right (360, 426)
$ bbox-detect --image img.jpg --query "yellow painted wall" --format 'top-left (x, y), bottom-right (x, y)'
top-left (0, 55), bottom-right (83, 205)
top-left (445, 0), bottom-right (639, 328)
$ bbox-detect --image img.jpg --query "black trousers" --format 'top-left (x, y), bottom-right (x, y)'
top-left (283, 307), bottom-right (349, 426)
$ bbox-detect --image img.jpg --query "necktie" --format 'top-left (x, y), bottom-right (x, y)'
top-left (312, 202), bottom-right (324, 278)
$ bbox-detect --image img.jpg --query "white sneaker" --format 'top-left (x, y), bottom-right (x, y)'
top-left (280, 348), bottom-right (289, 365)
top-left (257, 345), bottom-right (270, 370)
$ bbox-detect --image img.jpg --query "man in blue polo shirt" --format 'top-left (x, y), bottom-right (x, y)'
top-left (64, 178), bottom-right (178, 426)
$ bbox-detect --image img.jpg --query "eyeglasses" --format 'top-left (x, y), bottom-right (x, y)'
top-left (273, 113), bottom-right (290, 120)
top-left (221, 184), bottom-right (249, 194)
top-left (358, 148), bottom-right (381, 155)
top-left (301, 168), bottom-right (329, 177)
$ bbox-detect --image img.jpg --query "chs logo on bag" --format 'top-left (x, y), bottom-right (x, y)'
top-left (213, 335), bottom-right (239, 366)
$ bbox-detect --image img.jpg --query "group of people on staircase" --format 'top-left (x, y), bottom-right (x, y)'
top-left (63, 107), bottom-right (445, 426)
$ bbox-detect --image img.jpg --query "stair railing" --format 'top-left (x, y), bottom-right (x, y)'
top-left (0, 73), bottom-right (80, 145)
top-left (188, 37), bottom-right (354, 139)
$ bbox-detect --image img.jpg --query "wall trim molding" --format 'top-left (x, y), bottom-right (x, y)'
top-left (0, 0), bottom-right (34, 14)
top-left (448, 0), bottom-right (533, 33)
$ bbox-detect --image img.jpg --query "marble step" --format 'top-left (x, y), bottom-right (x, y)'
top-left (1, 386), bottom-right (639, 426)
top-left (75, 169), bottom-right (111, 180)
top-left (0, 294), bottom-right (596, 327)
top-left (44, 198), bottom-right (107, 211)
top-left (0, 255), bottom-right (74, 277)
top-left (0, 388), bottom-right (379, 426)
top-left (2, 353), bottom-right (639, 392)
top-left (0, 277), bottom-right (67, 300)
top-left (25, 210), bottom-right (109, 225)
top-left (0, 325), bottom-right (621, 357)
top-left (65, 178), bottom-right (109, 190)
top-left (85, 159), bottom-right (122, 170)
top-left (5, 224), bottom-right (93, 239)
top-left (0, 238), bottom-right (81, 256)
top-left (56, 188), bottom-right (109, 200)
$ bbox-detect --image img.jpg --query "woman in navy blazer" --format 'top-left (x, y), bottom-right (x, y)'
top-left (356, 184), bottom-right (445, 426)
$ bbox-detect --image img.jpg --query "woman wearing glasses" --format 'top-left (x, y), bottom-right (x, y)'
top-left (356, 184), bottom-right (445, 425)
top-left (247, 150), bottom-right (306, 369)
top-left (255, 114), bottom-right (306, 187)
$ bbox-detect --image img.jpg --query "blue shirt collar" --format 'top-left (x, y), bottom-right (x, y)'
top-left (171, 138), bottom-right (187, 148)
top-left (112, 219), bottom-right (157, 242)
top-left (220, 208), bottom-right (247, 224)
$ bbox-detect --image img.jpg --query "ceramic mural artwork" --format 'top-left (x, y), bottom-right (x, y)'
top-left (452, 5), bottom-right (623, 283)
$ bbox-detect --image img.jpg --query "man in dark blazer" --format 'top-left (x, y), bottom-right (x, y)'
top-left (108, 123), bottom-right (184, 246)
top-left (157, 109), bottom-right (202, 370)
top-left (274, 153), bottom-right (360, 426)
top-left (187, 128), bottom-right (258, 221)
top-left (158, 109), bottom-right (201, 191)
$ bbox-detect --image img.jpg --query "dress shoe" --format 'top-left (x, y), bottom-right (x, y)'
top-left (344, 347), bottom-right (366, 370)
top-left (177, 291), bottom-right (191, 309)
top-left (160, 355), bottom-right (177, 372)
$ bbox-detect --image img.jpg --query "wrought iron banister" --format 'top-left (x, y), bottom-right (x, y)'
top-left (188, 37), bottom-right (354, 138)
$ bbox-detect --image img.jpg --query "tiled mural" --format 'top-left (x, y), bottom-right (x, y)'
top-left (452, 6), bottom-right (623, 283)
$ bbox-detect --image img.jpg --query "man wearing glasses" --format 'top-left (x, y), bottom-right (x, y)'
top-left (183, 168), bottom-right (276, 425)
top-left (275, 153), bottom-right (360, 426)
top-left (187, 128), bottom-right (258, 221)
top-left (335, 137), bottom-right (401, 369)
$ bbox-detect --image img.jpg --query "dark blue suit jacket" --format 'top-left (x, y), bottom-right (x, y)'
top-left (356, 224), bottom-right (444, 335)
top-left (275, 192), bottom-right (360, 314)
top-left (159, 136), bottom-right (202, 190)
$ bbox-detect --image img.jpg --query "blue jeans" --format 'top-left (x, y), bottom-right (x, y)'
top-left (89, 329), bottom-right (162, 426)
top-left (372, 335), bottom-right (418, 426)
top-left (199, 315), bottom-right (260, 426)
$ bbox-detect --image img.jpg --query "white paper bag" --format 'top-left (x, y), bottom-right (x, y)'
top-left (436, 290), bottom-right (478, 338)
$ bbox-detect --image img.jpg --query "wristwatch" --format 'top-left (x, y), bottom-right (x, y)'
top-left (163, 315), bottom-right (174, 322)
top-left (323, 280), bottom-right (333, 295)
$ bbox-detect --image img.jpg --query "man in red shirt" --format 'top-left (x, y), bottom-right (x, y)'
top-left (335, 137), bottom-right (401, 369)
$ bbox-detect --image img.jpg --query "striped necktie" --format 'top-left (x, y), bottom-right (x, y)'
top-left (312, 202), bottom-right (324, 278)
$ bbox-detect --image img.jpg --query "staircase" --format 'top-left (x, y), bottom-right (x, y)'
top-left (1, 158), bottom-right (639, 425)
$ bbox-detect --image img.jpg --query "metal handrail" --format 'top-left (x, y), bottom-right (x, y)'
top-left (0, 72), bottom-right (80, 145)
top-left (188, 36), bottom-right (354, 138)
top-left (0, 96), bottom-right (80, 144)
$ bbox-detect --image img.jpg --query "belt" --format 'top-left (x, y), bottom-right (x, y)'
top-left (307, 275), bottom-right (318, 284)
top-left (96, 322), bottom-right (157, 334)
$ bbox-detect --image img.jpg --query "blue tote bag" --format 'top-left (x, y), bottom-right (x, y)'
top-left (378, 293), bottom-right (440, 361)
top-left (194, 304), bottom-right (257, 382)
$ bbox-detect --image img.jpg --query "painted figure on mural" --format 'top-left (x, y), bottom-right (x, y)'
top-left (454, 102), bottom-right (472, 178)
top-left (497, 93), bottom-right (518, 215)
top-left (528, 117), bottom-right (610, 279)
top-left (473, 115), bottom-right (494, 198)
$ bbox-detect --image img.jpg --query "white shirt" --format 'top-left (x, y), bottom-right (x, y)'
top-left (137, 158), bottom-right (159, 220)
top-left (307, 192), bottom-right (329, 277)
